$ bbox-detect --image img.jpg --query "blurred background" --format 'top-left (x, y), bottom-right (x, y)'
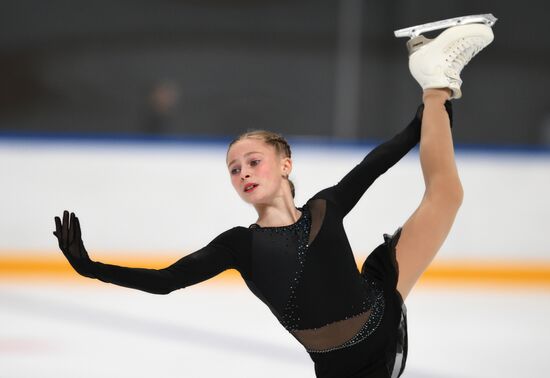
top-left (1, 1), bottom-right (549, 377)
top-left (1, 0), bottom-right (549, 144)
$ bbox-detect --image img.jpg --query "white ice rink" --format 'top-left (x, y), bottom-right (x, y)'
top-left (1, 280), bottom-right (548, 378)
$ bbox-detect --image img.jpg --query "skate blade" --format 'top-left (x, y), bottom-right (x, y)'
top-left (394, 13), bottom-right (497, 39)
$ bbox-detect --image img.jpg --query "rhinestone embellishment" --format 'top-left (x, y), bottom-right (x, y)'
top-left (306, 279), bottom-right (385, 354)
top-left (250, 205), bottom-right (311, 331)
top-left (249, 203), bottom-right (386, 354)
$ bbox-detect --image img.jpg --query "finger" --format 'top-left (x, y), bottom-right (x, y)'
top-left (53, 231), bottom-right (63, 247)
top-left (69, 212), bottom-right (76, 244)
top-left (54, 216), bottom-right (62, 237)
top-left (62, 211), bottom-right (69, 247)
top-left (75, 217), bottom-right (83, 258)
top-left (54, 216), bottom-right (63, 248)
top-left (75, 216), bottom-right (82, 240)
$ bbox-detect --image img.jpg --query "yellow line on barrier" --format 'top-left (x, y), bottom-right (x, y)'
top-left (1, 253), bottom-right (550, 288)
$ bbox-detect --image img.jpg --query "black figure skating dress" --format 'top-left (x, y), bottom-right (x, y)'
top-left (78, 102), bottom-right (453, 378)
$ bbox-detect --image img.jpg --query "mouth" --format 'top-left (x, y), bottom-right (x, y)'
top-left (244, 183), bottom-right (259, 193)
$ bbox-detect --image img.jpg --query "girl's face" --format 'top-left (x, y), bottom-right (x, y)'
top-left (226, 138), bottom-right (291, 205)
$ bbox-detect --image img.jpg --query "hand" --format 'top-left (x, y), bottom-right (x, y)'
top-left (54, 210), bottom-right (95, 278)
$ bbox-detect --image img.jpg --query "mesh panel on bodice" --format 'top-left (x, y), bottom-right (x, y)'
top-left (248, 199), bottom-right (385, 353)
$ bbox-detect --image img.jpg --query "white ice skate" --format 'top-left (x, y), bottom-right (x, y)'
top-left (394, 14), bottom-right (497, 99)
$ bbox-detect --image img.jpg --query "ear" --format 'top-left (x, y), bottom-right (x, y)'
top-left (280, 156), bottom-right (292, 177)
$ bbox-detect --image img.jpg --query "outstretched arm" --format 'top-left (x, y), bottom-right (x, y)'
top-left (54, 211), bottom-right (239, 295)
top-left (312, 102), bottom-right (452, 217)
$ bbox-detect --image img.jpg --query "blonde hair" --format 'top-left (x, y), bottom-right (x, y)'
top-left (228, 130), bottom-right (295, 198)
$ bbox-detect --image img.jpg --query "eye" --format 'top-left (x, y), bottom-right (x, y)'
top-left (250, 159), bottom-right (260, 166)
top-left (230, 167), bottom-right (240, 175)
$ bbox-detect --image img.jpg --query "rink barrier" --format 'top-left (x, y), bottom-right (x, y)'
top-left (1, 253), bottom-right (550, 289)
top-left (2, 136), bottom-right (550, 262)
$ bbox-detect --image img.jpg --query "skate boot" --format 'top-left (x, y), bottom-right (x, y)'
top-left (395, 15), bottom-right (497, 99)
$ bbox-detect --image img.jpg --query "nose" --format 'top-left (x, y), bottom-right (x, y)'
top-left (240, 174), bottom-right (250, 181)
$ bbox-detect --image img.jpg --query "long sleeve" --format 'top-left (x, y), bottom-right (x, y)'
top-left (311, 102), bottom-right (452, 217)
top-left (87, 227), bottom-right (245, 295)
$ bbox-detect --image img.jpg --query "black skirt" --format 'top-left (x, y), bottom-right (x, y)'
top-left (309, 228), bottom-right (408, 378)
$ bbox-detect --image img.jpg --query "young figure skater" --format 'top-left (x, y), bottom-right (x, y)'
top-left (54, 22), bottom-right (494, 378)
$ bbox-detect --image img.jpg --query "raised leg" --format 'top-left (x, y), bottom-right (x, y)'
top-left (394, 88), bottom-right (464, 301)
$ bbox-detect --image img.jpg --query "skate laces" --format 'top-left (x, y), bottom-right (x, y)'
top-left (446, 37), bottom-right (486, 79)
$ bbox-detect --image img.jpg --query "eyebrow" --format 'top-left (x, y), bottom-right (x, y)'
top-left (227, 151), bottom-right (263, 167)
